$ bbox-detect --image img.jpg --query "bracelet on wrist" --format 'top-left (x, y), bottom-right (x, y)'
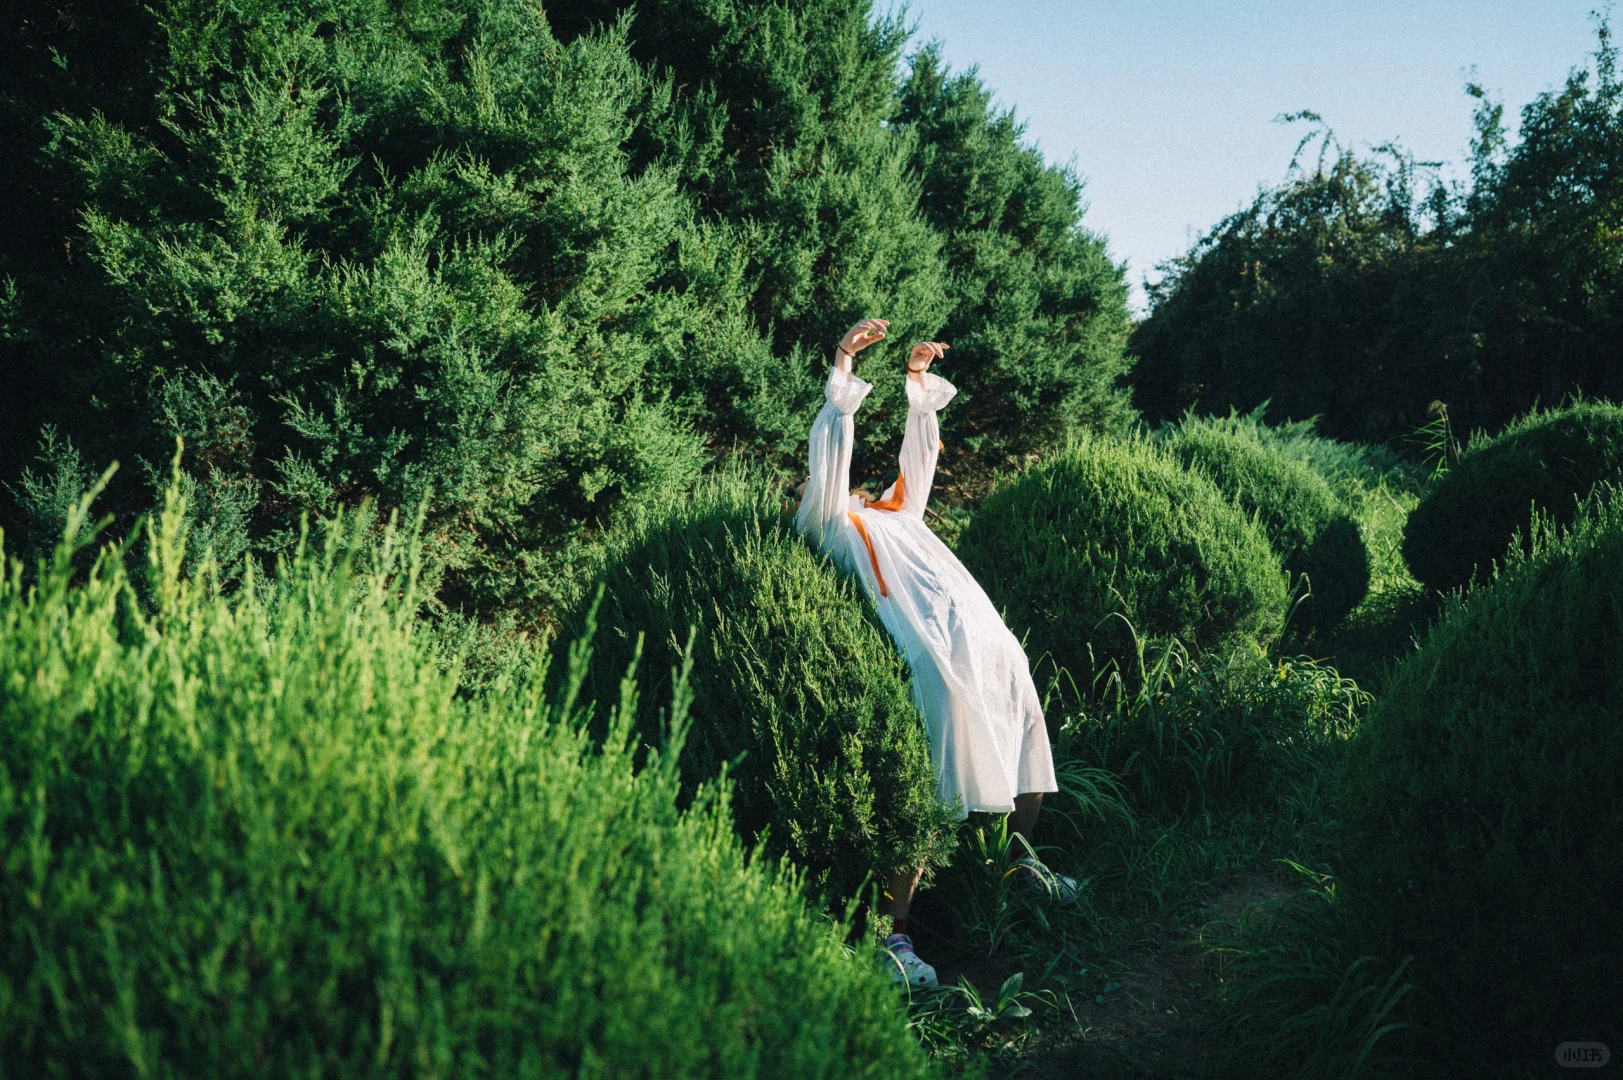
top-left (836, 343), bottom-right (854, 360)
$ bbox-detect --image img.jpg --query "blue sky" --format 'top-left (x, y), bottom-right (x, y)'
top-left (894, 1), bottom-right (1606, 313)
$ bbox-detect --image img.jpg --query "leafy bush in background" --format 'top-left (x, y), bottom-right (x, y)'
top-left (1401, 399), bottom-right (1623, 592)
top-left (1163, 418), bottom-right (1369, 633)
top-left (1133, 25), bottom-right (1623, 447)
top-left (1211, 407), bottom-right (1424, 498)
top-left (0, 482), bottom-right (933, 1078)
top-left (576, 473), bottom-right (958, 901)
top-left (1339, 488), bottom-right (1623, 1072)
top-left (956, 435), bottom-right (1288, 689)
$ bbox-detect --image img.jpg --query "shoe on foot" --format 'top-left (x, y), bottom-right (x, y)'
top-left (881, 933), bottom-right (938, 987)
top-left (1013, 855), bottom-right (1081, 906)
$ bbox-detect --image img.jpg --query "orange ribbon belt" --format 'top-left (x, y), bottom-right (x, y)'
top-left (844, 442), bottom-right (942, 599)
top-left (849, 475), bottom-right (905, 597)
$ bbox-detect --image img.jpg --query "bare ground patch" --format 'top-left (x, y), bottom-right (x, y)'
top-left (930, 869), bottom-right (1298, 1078)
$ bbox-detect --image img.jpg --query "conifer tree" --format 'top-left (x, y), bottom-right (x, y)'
top-left (553, 1), bottom-right (1134, 484)
top-left (3, 0), bottom-right (708, 618)
top-left (2, 0), bottom-right (1136, 625)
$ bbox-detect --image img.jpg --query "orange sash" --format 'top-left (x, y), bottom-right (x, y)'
top-left (869, 474), bottom-right (905, 512)
top-left (850, 475), bottom-right (906, 596)
top-left (847, 441), bottom-right (942, 600)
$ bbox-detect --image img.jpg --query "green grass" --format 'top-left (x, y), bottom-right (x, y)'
top-left (1201, 865), bottom-right (1419, 1080)
top-left (0, 472), bottom-right (935, 1079)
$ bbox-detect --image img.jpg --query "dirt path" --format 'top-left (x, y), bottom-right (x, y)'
top-left (936, 872), bottom-right (1296, 1079)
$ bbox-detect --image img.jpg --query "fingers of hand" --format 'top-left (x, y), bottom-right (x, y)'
top-left (846, 318), bottom-right (887, 351)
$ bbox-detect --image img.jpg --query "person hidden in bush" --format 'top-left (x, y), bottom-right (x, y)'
top-left (794, 318), bottom-right (1080, 988)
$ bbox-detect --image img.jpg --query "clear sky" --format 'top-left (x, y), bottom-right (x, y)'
top-left (894, 0), bottom-right (1606, 313)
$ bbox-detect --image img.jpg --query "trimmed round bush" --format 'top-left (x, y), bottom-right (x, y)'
top-left (578, 475), bottom-right (958, 902)
top-left (1164, 420), bottom-right (1370, 632)
top-left (1339, 488), bottom-right (1623, 1071)
top-left (956, 435), bottom-right (1288, 688)
top-left (0, 497), bottom-right (932, 1078)
top-left (1403, 400), bottom-right (1623, 592)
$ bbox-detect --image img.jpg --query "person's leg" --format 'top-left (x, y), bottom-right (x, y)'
top-left (879, 864), bottom-right (937, 985)
top-left (883, 865), bottom-right (925, 932)
top-left (1010, 790), bottom-right (1081, 905)
top-left (1011, 791), bottom-right (1042, 848)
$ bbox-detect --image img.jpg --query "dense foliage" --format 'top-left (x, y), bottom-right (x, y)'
top-left (1133, 24), bottom-right (1623, 445)
top-left (1063, 644), bottom-right (1367, 821)
top-left (576, 474), bottom-right (957, 901)
top-left (894, 46), bottom-right (1135, 468)
top-left (0, 485), bottom-right (932, 1078)
top-left (1163, 417), bottom-right (1369, 632)
top-left (545, 4), bottom-right (1135, 479)
top-left (1401, 399), bottom-right (1623, 592)
top-left (0, 0), bottom-right (1133, 631)
top-left (1338, 489), bottom-right (1623, 1072)
top-left (956, 436), bottom-right (1288, 688)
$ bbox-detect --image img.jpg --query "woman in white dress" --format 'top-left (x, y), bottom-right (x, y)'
top-left (795, 318), bottom-right (1078, 987)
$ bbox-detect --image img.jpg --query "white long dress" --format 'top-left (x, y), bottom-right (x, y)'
top-left (795, 356), bottom-right (1057, 819)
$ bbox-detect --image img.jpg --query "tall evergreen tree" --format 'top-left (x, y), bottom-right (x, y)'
top-left (553, 0), bottom-right (953, 476)
top-left (2, 0), bottom-right (1135, 626)
top-left (3, 0), bottom-right (708, 619)
top-left (552, 1), bottom-right (1134, 486)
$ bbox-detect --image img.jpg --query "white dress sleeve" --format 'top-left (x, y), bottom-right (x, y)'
top-left (794, 356), bottom-right (872, 557)
top-left (883, 372), bottom-right (956, 518)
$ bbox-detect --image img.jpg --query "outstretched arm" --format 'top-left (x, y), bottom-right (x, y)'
top-left (890, 341), bottom-right (955, 517)
top-left (794, 319), bottom-right (888, 552)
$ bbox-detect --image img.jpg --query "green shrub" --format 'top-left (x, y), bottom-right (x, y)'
top-left (576, 473), bottom-right (958, 903)
top-left (1338, 487), bottom-right (1623, 1072)
top-left (0, 484), bottom-right (932, 1078)
top-left (1171, 404), bottom-right (1425, 499)
top-left (1402, 399), bottom-right (1623, 592)
top-left (1164, 418), bottom-right (1370, 633)
top-left (4, 0), bottom-right (1133, 619)
top-left (956, 435), bottom-right (1288, 686)
top-left (1059, 641), bottom-right (1368, 821)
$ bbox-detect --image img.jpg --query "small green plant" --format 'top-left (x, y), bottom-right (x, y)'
top-left (938, 815), bottom-right (1040, 957)
top-left (907, 971), bottom-right (1055, 1063)
top-left (1410, 401), bottom-right (1459, 479)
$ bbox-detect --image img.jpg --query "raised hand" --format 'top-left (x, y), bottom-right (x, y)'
top-left (907, 341), bottom-right (948, 384)
top-left (836, 318), bottom-right (889, 370)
